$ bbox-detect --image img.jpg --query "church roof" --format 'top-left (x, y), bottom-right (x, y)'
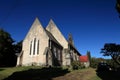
top-left (46, 19), bottom-right (69, 49)
top-left (29, 17), bottom-right (43, 31)
top-left (45, 29), bottom-right (62, 48)
top-left (46, 19), bottom-right (56, 31)
top-left (79, 56), bottom-right (89, 62)
top-left (24, 17), bottom-right (44, 40)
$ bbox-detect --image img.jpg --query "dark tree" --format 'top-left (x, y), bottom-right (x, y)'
top-left (101, 43), bottom-right (120, 65)
top-left (116, 0), bottom-right (120, 14)
top-left (90, 57), bottom-right (105, 68)
top-left (13, 40), bottom-right (22, 53)
top-left (0, 28), bottom-right (16, 67)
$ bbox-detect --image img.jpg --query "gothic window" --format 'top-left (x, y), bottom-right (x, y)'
top-left (70, 50), bottom-right (74, 61)
top-left (75, 54), bottom-right (77, 61)
top-left (33, 38), bottom-right (36, 55)
top-left (66, 54), bottom-right (70, 58)
top-left (70, 50), bottom-right (73, 57)
top-left (37, 40), bottom-right (39, 55)
top-left (54, 47), bottom-right (57, 57)
top-left (58, 50), bottom-right (60, 60)
top-left (49, 40), bottom-right (51, 49)
top-left (64, 49), bottom-right (68, 53)
top-left (30, 41), bottom-right (32, 55)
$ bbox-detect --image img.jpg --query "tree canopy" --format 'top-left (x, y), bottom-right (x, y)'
top-left (116, 0), bottom-right (120, 15)
top-left (101, 43), bottom-right (120, 65)
top-left (0, 28), bottom-right (18, 66)
top-left (13, 40), bottom-right (22, 53)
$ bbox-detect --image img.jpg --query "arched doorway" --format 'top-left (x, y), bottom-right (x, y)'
top-left (46, 50), bottom-right (52, 66)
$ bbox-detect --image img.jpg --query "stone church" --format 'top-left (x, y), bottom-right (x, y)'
top-left (17, 18), bottom-right (81, 66)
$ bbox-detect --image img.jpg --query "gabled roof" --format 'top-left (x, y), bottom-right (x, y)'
top-left (45, 29), bottom-right (62, 48)
top-left (80, 56), bottom-right (89, 62)
top-left (28, 17), bottom-right (43, 32)
top-left (24, 17), bottom-right (45, 40)
top-left (46, 19), bottom-right (68, 48)
top-left (46, 19), bottom-right (57, 32)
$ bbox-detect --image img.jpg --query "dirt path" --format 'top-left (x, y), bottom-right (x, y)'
top-left (53, 68), bottom-right (98, 80)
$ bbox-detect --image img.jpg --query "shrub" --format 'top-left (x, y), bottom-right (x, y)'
top-left (71, 61), bottom-right (84, 70)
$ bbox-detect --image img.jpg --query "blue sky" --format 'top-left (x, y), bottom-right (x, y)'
top-left (0, 0), bottom-right (120, 58)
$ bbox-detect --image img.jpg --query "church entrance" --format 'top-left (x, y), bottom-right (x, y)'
top-left (46, 51), bottom-right (52, 66)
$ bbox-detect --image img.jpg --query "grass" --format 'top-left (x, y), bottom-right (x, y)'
top-left (0, 66), bottom-right (69, 80)
top-left (0, 66), bottom-right (42, 80)
top-left (1, 67), bottom-right (120, 80)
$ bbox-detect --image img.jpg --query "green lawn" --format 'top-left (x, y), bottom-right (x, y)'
top-left (0, 66), bottom-right (69, 80)
top-left (0, 66), bottom-right (42, 80)
top-left (0, 67), bottom-right (119, 80)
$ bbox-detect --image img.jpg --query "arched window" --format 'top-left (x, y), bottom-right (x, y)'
top-left (30, 41), bottom-right (32, 55)
top-left (58, 50), bottom-right (60, 60)
top-left (37, 40), bottom-right (39, 55)
top-left (54, 47), bottom-right (57, 57)
top-left (33, 38), bottom-right (36, 55)
top-left (30, 38), bottom-right (39, 56)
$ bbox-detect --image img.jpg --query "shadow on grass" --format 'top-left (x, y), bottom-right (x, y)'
top-left (96, 70), bottom-right (120, 80)
top-left (3, 67), bottom-right (70, 80)
top-left (0, 69), bottom-right (4, 71)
